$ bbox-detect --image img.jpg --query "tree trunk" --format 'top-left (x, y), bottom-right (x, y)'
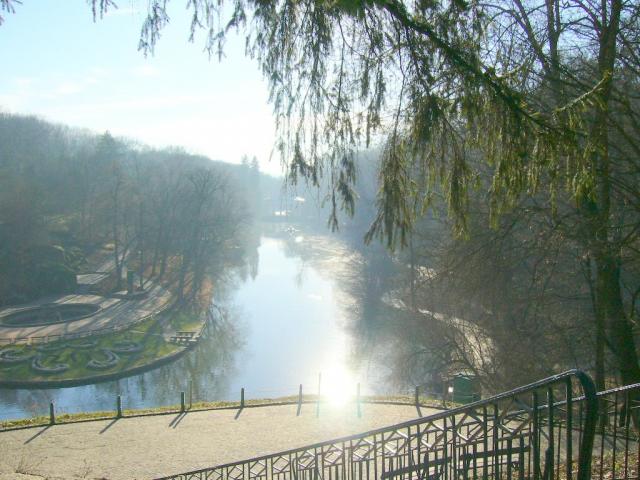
top-left (151, 239), bottom-right (159, 277)
top-left (409, 234), bottom-right (417, 310)
top-left (113, 202), bottom-right (122, 291)
top-left (178, 246), bottom-right (192, 302)
top-left (588, 0), bottom-right (639, 387)
top-left (595, 251), bottom-right (640, 385)
top-left (586, 255), bottom-right (607, 391)
top-left (159, 248), bottom-right (168, 279)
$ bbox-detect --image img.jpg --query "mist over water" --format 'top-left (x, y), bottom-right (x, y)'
top-left (0, 232), bottom-right (397, 421)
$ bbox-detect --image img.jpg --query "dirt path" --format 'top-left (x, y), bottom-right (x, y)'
top-left (0, 402), bottom-right (438, 480)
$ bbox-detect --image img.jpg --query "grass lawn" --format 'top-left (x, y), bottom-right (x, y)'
top-left (0, 313), bottom-right (198, 384)
top-left (169, 310), bottom-right (205, 332)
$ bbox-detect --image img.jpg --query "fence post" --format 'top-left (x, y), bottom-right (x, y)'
top-left (442, 382), bottom-right (447, 408)
top-left (241, 387), bottom-right (245, 409)
top-left (49, 402), bottom-right (55, 425)
top-left (180, 392), bottom-right (186, 413)
top-left (189, 380), bottom-right (193, 409)
top-left (415, 385), bottom-right (420, 407)
top-left (357, 383), bottom-right (361, 418)
top-left (116, 395), bottom-right (122, 418)
top-left (297, 384), bottom-right (303, 416)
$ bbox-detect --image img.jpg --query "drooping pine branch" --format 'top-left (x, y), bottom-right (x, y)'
top-left (0, 0), bottom-right (20, 25)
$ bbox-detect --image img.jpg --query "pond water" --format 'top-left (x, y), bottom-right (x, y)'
top-left (0, 233), bottom-right (399, 421)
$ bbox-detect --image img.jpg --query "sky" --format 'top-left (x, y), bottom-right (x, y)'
top-left (0, 1), bottom-right (282, 176)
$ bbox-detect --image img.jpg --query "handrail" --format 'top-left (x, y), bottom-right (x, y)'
top-left (595, 381), bottom-right (640, 397)
top-left (157, 370), bottom-right (599, 480)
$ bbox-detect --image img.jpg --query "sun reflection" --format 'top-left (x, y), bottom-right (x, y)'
top-left (321, 367), bottom-right (357, 407)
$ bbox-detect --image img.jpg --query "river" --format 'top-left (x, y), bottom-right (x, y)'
top-left (0, 232), bottom-right (400, 421)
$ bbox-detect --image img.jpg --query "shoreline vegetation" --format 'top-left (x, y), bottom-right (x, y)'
top-left (0, 112), bottom-right (267, 392)
top-left (0, 289), bottom-right (211, 389)
top-left (0, 394), bottom-right (449, 432)
top-left (0, 212), bottom-right (223, 388)
top-left (0, 303), bottom-right (208, 389)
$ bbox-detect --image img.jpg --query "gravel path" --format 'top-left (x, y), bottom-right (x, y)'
top-left (0, 402), bottom-right (438, 480)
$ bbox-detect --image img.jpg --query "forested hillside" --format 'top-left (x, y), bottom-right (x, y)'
top-left (0, 112), bottom-right (280, 305)
top-left (335, 152), bottom-right (640, 393)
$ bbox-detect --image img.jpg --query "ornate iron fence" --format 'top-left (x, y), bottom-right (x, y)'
top-left (156, 370), bottom-right (599, 480)
top-left (592, 383), bottom-right (639, 480)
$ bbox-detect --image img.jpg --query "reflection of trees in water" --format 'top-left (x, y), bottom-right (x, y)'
top-left (249, 248), bottom-right (260, 281)
top-left (0, 234), bottom-right (258, 419)
top-left (222, 222), bottom-right (261, 286)
top-left (187, 305), bottom-right (247, 402)
top-left (274, 230), bottom-right (421, 394)
top-left (337, 243), bottom-right (408, 393)
top-left (234, 242), bottom-right (260, 285)
top-left (0, 304), bottom-right (247, 420)
top-left (0, 388), bottom-right (53, 418)
top-left (245, 229), bottom-right (474, 396)
top-left (257, 229), bottom-right (432, 395)
top-left (110, 304), bottom-right (247, 406)
top-left (331, 239), bottom-right (453, 396)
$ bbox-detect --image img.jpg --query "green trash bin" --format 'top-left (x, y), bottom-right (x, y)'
top-left (451, 373), bottom-right (481, 404)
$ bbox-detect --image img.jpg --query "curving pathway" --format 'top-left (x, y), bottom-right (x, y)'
top-left (0, 284), bottom-right (172, 344)
top-left (0, 402), bottom-right (440, 480)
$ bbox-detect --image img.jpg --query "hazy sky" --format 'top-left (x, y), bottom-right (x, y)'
top-left (0, 1), bottom-right (282, 175)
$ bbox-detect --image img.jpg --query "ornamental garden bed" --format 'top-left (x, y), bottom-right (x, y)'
top-left (0, 312), bottom-right (205, 388)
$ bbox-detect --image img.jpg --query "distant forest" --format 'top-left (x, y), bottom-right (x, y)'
top-left (2, 111), bottom-right (639, 394)
top-left (0, 112), bottom-right (284, 306)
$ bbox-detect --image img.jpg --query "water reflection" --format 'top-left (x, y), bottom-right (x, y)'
top-left (0, 308), bottom-right (244, 419)
top-left (0, 232), bottom-right (400, 420)
top-left (222, 236), bottom-right (360, 400)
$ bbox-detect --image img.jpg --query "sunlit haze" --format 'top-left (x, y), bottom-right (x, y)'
top-left (0, 1), bottom-right (282, 175)
top-left (0, 0), bottom-right (636, 478)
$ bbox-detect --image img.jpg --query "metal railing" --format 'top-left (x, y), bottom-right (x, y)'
top-left (156, 370), bottom-right (599, 480)
top-left (592, 383), bottom-right (639, 480)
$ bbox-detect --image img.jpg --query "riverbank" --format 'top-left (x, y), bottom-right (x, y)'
top-left (0, 231), bottom-right (414, 424)
top-left (0, 308), bottom-right (206, 389)
top-left (0, 394), bottom-right (447, 431)
top-left (0, 401), bottom-right (441, 480)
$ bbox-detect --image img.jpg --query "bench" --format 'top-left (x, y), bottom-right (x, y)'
top-left (176, 331), bottom-right (196, 337)
top-left (169, 332), bottom-right (199, 344)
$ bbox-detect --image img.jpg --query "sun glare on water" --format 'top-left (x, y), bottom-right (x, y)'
top-left (321, 367), bottom-right (357, 407)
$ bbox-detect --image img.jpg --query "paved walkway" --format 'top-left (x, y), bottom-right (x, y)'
top-left (0, 402), bottom-right (439, 480)
top-left (0, 284), bottom-right (172, 344)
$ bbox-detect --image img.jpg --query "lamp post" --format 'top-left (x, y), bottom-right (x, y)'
top-left (447, 385), bottom-right (454, 407)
